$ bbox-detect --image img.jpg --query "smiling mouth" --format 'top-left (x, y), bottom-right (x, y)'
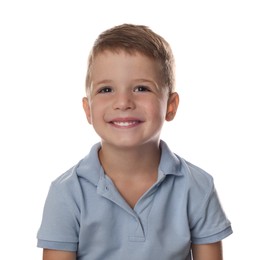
top-left (110, 120), bottom-right (142, 127)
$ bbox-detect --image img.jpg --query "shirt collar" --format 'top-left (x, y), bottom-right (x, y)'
top-left (76, 140), bottom-right (183, 186)
top-left (158, 140), bottom-right (183, 177)
top-left (76, 142), bottom-right (103, 186)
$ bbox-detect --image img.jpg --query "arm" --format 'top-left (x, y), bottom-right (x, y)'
top-left (191, 241), bottom-right (223, 260)
top-left (43, 249), bottom-right (76, 260)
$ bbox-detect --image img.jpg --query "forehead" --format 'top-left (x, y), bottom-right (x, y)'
top-left (92, 49), bottom-right (157, 65)
top-left (90, 50), bottom-right (162, 80)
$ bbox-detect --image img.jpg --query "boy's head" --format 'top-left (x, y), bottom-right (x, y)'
top-left (85, 24), bottom-right (175, 96)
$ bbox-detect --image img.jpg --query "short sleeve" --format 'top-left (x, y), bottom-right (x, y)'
top-left (37, 182), bottom-right (80, 251)
top-left (190, 186), bottom-right (232, 244)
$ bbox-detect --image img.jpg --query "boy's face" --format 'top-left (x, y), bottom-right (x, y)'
top-left (83, 50), bottom-right (178, 149)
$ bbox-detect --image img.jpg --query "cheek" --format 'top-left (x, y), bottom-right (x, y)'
top-left (89, 102), bottom-right (104, 123)
top-left (145, 101), bottom-right (167, 120)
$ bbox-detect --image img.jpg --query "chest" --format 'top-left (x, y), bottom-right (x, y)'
top-left (78, 176), bottom-right (191, 259)
top-left (113, 178), bottom-right (157, 208)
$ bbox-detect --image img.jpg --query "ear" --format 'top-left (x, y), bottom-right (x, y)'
top-left (82, 97), bottom-right (92, 124)
top-left (165, 92), bottom-right (179, 121)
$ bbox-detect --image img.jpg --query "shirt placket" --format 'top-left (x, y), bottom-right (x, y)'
top-left (97, 173), bottom-right (167, 242)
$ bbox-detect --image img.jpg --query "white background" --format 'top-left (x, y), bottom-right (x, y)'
top-left (0, 0), bottom-right (265, 259)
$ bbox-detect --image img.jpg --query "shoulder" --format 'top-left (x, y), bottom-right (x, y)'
top-left (40, 146), bottom-right (101, 223)
top-left (160, 141), bottom-right (233, 243)
top-left (160, 140), bottom-right (214, 190)
top-left (175, 155), bottom-right (216, 213)
top-left (50, 160), bottom-right (83, 195)
top-left (179, 157), bottom-right (214, 192)
top-left (50, 142), bottom-right (102, 192)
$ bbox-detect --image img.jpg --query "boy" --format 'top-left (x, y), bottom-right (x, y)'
top-left (37, 24), bottom-right (232, 260)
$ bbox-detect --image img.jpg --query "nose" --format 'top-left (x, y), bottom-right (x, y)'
top-left (112, 92), bottom-right (135, 111)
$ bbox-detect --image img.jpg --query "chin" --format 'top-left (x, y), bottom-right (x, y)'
top-left (103, 138), bottom-right (159, 150)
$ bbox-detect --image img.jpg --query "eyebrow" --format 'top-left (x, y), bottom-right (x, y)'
top-left (133, 79), bottom-right (160, 90)
top-left (93, 79), bottom-right (113, 86)
top-left (91, 78), bottom-right (160, 91)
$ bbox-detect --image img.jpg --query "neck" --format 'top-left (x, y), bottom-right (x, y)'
top-left (98, 141), bottom-right (161, 179)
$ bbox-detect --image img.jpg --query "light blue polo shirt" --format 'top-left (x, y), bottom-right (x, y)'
top-left (37, 140), bottom-right (232, 260)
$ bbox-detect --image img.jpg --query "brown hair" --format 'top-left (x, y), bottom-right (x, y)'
top-left (85, 24), bottom-right (176, 95)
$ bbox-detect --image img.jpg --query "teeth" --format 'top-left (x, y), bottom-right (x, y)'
top-left (113, 121), bottom-right (137, 126)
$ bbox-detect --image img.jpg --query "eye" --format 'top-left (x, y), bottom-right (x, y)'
top-left (97, 86), bottom-right (113, 94)
top-left (134, 85), bottom-right (150, 92)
